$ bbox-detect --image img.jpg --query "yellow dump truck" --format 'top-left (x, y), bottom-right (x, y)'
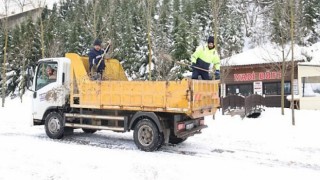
top-left (31, 53), bottom-right (220, 151)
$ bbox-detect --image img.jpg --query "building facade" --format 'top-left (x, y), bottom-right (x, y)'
top-left (220, 62), bottom-right (300, 108)
top-left (0, 8), bottom-right (42, 29)
top-left (298, 63), bottom-right (320, 110)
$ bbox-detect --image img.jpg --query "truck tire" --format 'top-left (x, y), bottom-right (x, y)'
top-left (134, 118), bottom-right (163, 152)
top-left (45, 112), bottom-right (65, 139)
top-left (82, 128), bottom-right (97, 134)
top-left (169, 136), bottom-right (187, 145)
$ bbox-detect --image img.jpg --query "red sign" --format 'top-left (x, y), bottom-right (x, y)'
top-left (234, 72), bottom-right (281, 81)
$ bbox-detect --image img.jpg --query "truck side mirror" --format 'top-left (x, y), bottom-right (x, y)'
top-left (26, 66), bottom-right (34, 92)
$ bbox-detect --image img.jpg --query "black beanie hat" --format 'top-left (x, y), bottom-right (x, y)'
top-left (207, 36), bottom-right (214, 44)
top-left (93, 39), bottom-right (102, 46)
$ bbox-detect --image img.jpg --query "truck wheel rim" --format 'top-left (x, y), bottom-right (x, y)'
top-left (48, 117), bottom-right (61, 134)
top-left (138, 125), bottom-right (154, 146)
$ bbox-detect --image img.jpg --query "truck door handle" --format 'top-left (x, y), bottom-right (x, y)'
top-left (62, 73), bottom-right (65, 85)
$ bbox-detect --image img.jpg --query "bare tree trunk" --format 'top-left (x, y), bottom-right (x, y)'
top-left (147, 0), bottom-right (154, 81)
top-left (82, 0), bottom-right (111, 44)
top-left (93, 0), bottom-right (98, 39)
top-left (280, 12), bottom-right (286, 115)
top-left (40, 17), bottom-right (45, 58)
top-left (1, 23), bottom-right (8, 107)
top-left (211, 0), bottom-right (221, 51)
top-left (264, 0), bottom-right (290, 115)
top-left (211, 0), bottom-right (222, 81)
top-left (107, 0), bottom-right (115, 53)
top-left (281, 42), bottom-right (285, 115)
top-left (14, 0), bottom-right (27, 12)
top-left (1, 0), bottom-right (9, 107)
top-left (289, 0), bottom-right (295, 125)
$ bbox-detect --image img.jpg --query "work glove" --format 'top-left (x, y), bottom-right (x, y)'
top-left (191, 63), bottom-right (196, 70)
top-left (214, 70), bottom-right (220, 80)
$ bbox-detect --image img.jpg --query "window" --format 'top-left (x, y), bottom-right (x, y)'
top-left (226, 84), bottom-right (253, 96)
top-left (35, 62), bottom-right (58, 90)
top-left (302, 76), bottom-right (320, 97)
top-left (263, 82), bottom-right (291, 95)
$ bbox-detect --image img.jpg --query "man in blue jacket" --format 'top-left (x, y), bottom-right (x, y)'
top-left (88, 39), bottom-right (106, 78)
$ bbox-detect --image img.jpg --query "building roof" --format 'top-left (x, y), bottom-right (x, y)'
top-left (0, 0), bottom-right (59, 18)
top-left (222, 42), bottom-right (320, 67)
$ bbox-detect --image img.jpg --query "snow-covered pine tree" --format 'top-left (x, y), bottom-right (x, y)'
top-left (1, 0), bottom-right (10, 106)
top-left (270, 0), bottom-right (290, 44)
top-left (218, 0), bottom-right (244, 58)
top-left (62, 0), bottom-right (87, 54)
top-left (192, 0), bottom-right (212, 38)
top-left (125, 0), bottom-right (152, 80)
top-left (16, 17), bottom-right (40, 98)
top-left (168, 0), bottom-right (194, 79)
top-left (5, 25), bottom-right (22, 97)
top-left (172, 16), bottom-right (190, 61)
top-left (25, 18), bottom-right (41, 68)
top-left (300, 0), bottom-right (320, 45)
top-left (43, 3), bottom-right (65, 57)
top-left (114, 0), bottom-right (139, 79)
top-left (152, 0), bottom-right (175, 80)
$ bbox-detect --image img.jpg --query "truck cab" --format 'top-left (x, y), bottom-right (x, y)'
top-left (32, 58), bottom-right (70, 124)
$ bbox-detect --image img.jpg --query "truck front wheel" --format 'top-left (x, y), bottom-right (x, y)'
top-left (45, 112), bottom-right (64, 139)
top-left (134, 118), bottom-right (163, 151)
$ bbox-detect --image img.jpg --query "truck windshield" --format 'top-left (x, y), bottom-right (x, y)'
top-left (35, 62), bottom-right (58, 90)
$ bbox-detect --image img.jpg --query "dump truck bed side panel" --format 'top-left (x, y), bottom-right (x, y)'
top-left (67, 53), bottom-right (219, 117)
top-left (191, 80), bottom-right (220, 118)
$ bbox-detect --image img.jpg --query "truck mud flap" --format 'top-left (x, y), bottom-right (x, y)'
top-left (176, 125), bottom-right (208, 138)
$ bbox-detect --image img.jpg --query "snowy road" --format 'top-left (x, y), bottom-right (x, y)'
top-left (1, 97), bottom-right (320, 180)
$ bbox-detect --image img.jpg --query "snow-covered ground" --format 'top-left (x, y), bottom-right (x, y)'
top-left (1, 95), bottom-right (320, 180)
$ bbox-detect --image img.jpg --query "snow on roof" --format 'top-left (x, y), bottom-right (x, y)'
top-left (222, 42), bottom-right (320, 67)
top-left (298, 42), bottom-right (320, 66)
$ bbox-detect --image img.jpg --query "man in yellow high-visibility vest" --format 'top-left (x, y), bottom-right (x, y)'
top-left (191, 36), bottom-right (220, 80)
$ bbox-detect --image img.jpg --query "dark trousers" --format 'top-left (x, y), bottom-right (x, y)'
top-left (191, 58), bottom-right (210, 80)
top-left (192, 68), bottom-right (210, 80)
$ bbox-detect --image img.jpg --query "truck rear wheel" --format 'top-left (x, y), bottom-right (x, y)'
top-left (45, 112), bottom-right (64, 139)
top-left (134, 118), bottom-right (163, 151)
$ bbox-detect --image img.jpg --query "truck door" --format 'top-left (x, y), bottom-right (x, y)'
top-left (32, 61), bottom-right (61, 121)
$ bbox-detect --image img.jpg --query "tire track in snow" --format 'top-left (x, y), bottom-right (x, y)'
top-left (2, 131), bottom-right (320, 171)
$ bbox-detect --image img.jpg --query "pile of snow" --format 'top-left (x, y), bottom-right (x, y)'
top-left (223, 43), bottom-right (320, 66)
top-left (1, 95), bottom-right (320, 179)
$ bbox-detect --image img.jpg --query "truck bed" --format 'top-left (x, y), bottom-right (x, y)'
top-left (66, 53), bottom-right (220, 118)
